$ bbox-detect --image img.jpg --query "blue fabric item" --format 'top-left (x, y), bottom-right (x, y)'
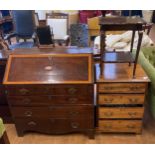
top-left (12, 10), bottom-right (35, 37)
top-left (121, 10), bottom-right (143, 17)
top-left (0, 10), bottom-right (13, 34)
top-left (2, 22), bottom-right (13, 34)
top-left (9, 42), bottom-right (34, 50)
top-left (70, 24), bottom-right (89, 47)
top-left (1, 10), bottom-right (10, 16)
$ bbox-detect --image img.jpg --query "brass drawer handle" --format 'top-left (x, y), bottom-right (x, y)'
top-left (22, 98), bottom-right (31, 105)
top-left (71, 122), bottom-right (79, 129)
top-left (68, 98), bottom-right (78, 104)
top-left (104, 98), bottom-right (113, 103)
top-left (68, 88), bottom-right (77, 94)
top-left (103, 87), bottom-right (113, 90)
top-left (69, 111), bottom-right (79, 116)
top-left (24, 111), bottom-right (32, 117)
top-left (129, 98), bottom-right (138, 103)
top-left (128, 112), bottom-right (137, 117)
top-left (103, 125), bottom-right (112, 129)
top-left (19, 88), bottom-right (29, 95)
top-left (127, 125), bottom-right (136, 129)
top-left (28, 121), bottom-right (36, 126)
top-left (103, 112), bottom-right (113, 117)
top-left (130, 86), bottom-right (140, 91)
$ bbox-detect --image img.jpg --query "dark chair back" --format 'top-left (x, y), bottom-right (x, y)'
top-left (36, 26), bottom-right (54, 45)
top-left (12, 10), bottom-right (35, 38)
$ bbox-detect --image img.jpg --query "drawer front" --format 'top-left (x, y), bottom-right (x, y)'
top-left (98, 120), bottom-right (142, 133)
top-left (14, 118), bottom-right (94, 134)
top-left (6, 85), bottom-right (93, 96)
top-left (98, 83), bottom-right (146, 93)
top-left (7, 95), bottom-right (93, 106)
top-left (99, 107), bottom-right (144, 119)
top-left (11, 105), bottom-right (94, 119)
top-left (98, 94), bottom-right (145, 105)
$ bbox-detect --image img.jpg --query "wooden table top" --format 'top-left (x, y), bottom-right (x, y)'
top-left (99, 16), bottom-right (146, 31)
top-left (95, 63), bottom-right (150, 83)
top-left (99, 16), bottom-right (146, 26)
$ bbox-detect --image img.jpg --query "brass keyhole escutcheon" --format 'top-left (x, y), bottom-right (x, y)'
top-left (44, 66), bottom-right (53, 71)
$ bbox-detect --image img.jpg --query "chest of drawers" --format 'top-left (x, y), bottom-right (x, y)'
top-left (95, 63), bottom-right (149, 133)
top-left (4, 53), bottom-right (94, 139)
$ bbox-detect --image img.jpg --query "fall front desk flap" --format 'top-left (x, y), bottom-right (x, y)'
top-left (3, 53), bottom-right (93, 84)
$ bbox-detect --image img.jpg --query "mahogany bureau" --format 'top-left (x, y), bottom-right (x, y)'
top-left (95, 63), bottom-right (150, 133)
top-left (3, 53), bottom-right (94, 139)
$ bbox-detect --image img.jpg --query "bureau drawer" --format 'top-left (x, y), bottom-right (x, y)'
top-left (98, 120), bottom-right (142, 133)
top-left (6, 84), bottom-right (93, 96)
top-left (98, 83), bottom-right (146, 93)
top-left (11, 105), bottom-right (94, 119)
top-left (98, 94), bottom-right (145, 105)
top-left (14, 117), bottom-right (94, 134)
top-left (7, 95), bottom-right (93, 106)
top-left (99, 107), bottom-right (144, 119)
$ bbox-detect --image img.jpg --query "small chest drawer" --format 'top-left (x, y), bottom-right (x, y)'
top-left (99, 107), bottom-right (144, 119)
top-left (7, 95), bottom-right (93, 106)
top-left (98, 94), bottom-right (145, 105)
top-left (11, 105), bottom-right (94, 118)
top-left (6, 84), bottom-right (93, 96)
top-left (98, 120), bottom-right (142, 133)
top-left (98, 83), bottom-right (146, 93)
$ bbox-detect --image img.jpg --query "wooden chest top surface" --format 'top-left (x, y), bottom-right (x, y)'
top-left (95, 63), bottom-right (150, 83)
top-left (3, 53), bottom-right (93, 84)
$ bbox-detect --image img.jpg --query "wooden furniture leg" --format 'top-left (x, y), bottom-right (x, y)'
top-left (100, 30), bottom-right (105, 77)
top-left (133, 31), bottom-right (143, 78)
